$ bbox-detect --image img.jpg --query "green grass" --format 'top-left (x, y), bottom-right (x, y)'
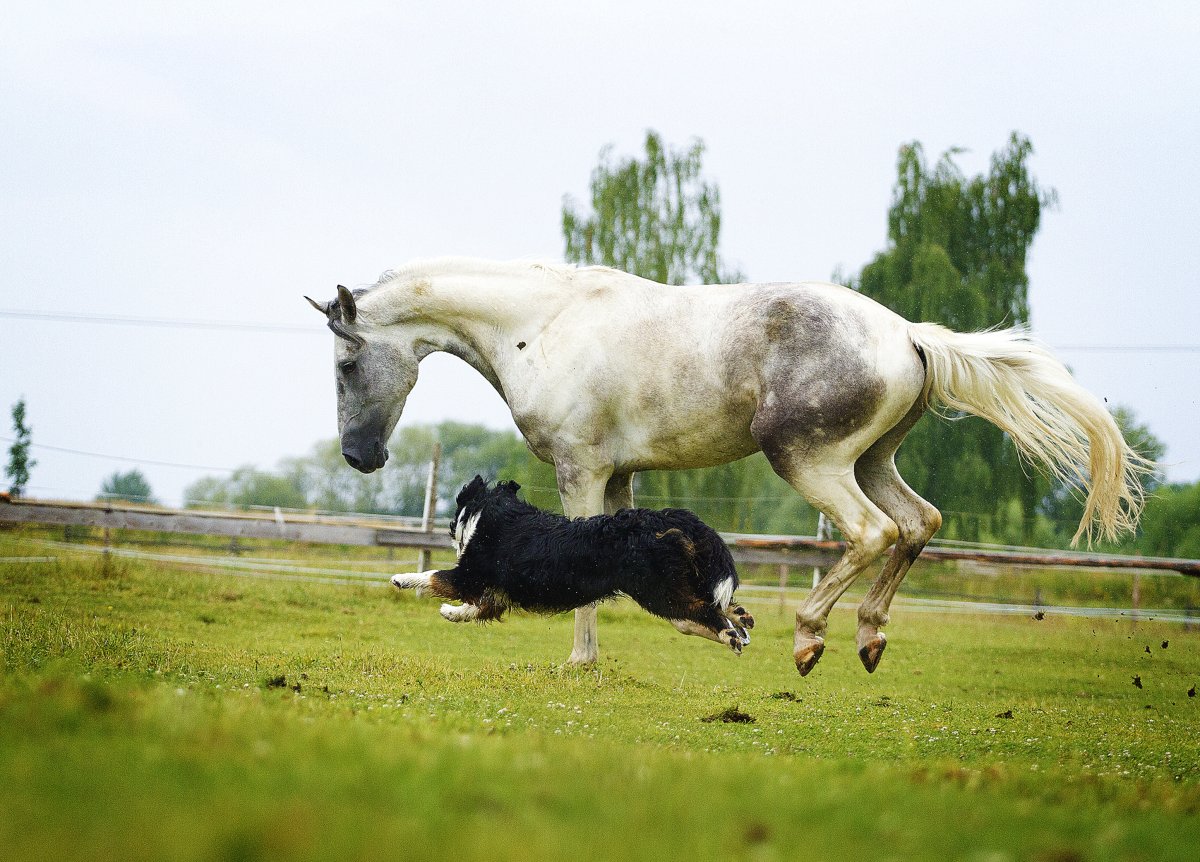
top-left (2, 528), bottom-right (1199, 861)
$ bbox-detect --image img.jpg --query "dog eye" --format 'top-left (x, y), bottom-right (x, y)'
top-left (338, 360), bottom-right (358, 375)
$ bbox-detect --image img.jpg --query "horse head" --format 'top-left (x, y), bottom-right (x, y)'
top-left (305, 285), bottom-right (418, 473)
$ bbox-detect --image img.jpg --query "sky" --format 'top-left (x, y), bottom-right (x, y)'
top-left (2, 1), bottom-right (1198, 508)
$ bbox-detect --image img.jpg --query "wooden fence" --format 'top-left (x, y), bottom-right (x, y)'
top-left (3, 496), bottom-right (1198, 578)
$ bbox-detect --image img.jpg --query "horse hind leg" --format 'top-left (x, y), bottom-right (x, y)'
top-left (852, 409), bottom-right (943, 672)
top-left (764, 452), bottom-right (899, 676)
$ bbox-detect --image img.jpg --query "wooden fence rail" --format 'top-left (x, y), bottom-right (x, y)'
top-left (3, 497), bottom-right (1198, 578)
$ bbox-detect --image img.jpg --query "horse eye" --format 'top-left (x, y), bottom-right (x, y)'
top-left (338, 360), bottom-right (358, 375)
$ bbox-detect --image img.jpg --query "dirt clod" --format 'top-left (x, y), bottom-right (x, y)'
top-left (701, 706), bottom-right (756, 724)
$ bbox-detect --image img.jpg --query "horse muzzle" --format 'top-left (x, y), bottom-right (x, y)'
top-left (341, 425), bottom-right (390, 473)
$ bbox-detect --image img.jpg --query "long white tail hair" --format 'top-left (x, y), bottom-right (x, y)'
top-left (908, 322), bottom-right (1155, 547)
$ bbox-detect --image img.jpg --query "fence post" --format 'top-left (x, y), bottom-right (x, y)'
top-left (778, 563), bottom-right (790, 612)
top-left (416, 442), bottom-right (442, 572)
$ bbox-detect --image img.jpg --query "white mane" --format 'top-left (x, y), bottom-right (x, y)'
top-left (368, 257), bottom-right (639, 292)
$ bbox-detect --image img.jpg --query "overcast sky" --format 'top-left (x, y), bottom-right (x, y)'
top-left (2, 1), bottom-right (1197, 508)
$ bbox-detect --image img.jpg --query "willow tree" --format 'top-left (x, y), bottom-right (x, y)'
top-left (563, 130), bottom-right (743, 286)
top-left (853, 133), bottom-right (1057, 542)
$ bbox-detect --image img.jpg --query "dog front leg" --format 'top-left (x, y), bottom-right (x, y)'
top-left (440, 603), bottom-right (482, 623)
top-left (390, 570), bottom-right (439, 598)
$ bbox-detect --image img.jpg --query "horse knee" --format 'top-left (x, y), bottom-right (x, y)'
top-left (851, 515), bottom-right (898, 560)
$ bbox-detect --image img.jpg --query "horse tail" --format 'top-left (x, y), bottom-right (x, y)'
top-left (907, 322), bottom-right (1155, 547)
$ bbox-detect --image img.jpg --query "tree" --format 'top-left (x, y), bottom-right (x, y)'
top-left (563, 130), bottom-right (743, 285)
top-left (179, 422), bottom-right (561, 518)
top-left (98, 469), bottom-right (156, 504)
top-left (1038, 407), bottom-right (1165, 548)
top-left (5, 398), bottom-right (35, 498)
top-left (1136, 481), bottom-right (1200, 559)
top-left (852, 133), bottom-right (1058, 542)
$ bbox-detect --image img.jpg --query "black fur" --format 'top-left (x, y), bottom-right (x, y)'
top-left (409, 476), bottom-right (752, 649)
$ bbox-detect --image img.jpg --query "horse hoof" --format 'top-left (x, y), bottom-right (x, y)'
top-left (858, 632), bottom-right (887, 673)
top-left (794, 637), bottom-right (826, 676)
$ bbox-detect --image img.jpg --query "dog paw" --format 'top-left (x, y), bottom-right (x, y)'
top-left (391, 573), bottom-right (430, 598)
top-left (718, 626), bottom-right (748, 654)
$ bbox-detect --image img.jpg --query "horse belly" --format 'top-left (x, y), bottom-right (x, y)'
top-left (613, 372), bottom-right (761, 470)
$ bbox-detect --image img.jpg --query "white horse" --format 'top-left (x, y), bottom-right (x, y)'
top-left (306, 258), bottom-right (1151, 675)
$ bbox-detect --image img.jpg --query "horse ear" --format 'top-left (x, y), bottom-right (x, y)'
top-left (304, 296), bottom-right (328, 315)
top-left (336, 284), bottom-right (357, 324)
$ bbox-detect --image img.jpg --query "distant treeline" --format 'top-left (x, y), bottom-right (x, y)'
top-left (181, 419), bottom-right (1198, 558)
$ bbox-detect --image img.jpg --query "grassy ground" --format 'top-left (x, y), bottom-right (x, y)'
top-left (2, 528), bottom-right (1199, 861)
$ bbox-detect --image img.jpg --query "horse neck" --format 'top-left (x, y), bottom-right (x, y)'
top-left (366, 261), bottom-right (572, 388)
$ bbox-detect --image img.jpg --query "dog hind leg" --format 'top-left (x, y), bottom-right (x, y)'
top-left (671, 604), bottom-right (748, 654)
top-left (723, 605), bottom-right (754, 640)
top-left (710, 574), bottom-right (754, 639)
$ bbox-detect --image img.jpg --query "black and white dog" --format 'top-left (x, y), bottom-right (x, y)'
top-left (391, 476), bottom-right (754, 652)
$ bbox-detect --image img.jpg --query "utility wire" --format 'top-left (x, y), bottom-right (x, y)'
top-left (0, 309), bottom-right (315, 334)
top-left (0, 434), bottom-right (235, 472)
top-left (1053, 344), bottom-right (1199, 353)
top-left (1, 308), bottom-right (1196, 352)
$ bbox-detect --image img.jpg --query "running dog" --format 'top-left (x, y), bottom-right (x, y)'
top-left (391, 476), bottom-right (754, 652)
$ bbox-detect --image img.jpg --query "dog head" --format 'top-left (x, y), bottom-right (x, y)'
top-left (449, 476), bottom-right (523, 557)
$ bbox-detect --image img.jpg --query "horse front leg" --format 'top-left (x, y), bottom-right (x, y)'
top-left (558, 465), bottom-right (622, 665)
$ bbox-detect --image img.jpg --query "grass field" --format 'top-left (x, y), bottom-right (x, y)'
top-left (2, 527), bottom-right (1199, 861)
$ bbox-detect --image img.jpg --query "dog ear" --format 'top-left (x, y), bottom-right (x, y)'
top-left (497, 480), bottom-right (522, 496)
top-left (456, 475), bottom-right (489, 507)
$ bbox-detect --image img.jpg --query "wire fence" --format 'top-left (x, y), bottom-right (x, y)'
top-left (8, 533), bottom-right (1198, 627)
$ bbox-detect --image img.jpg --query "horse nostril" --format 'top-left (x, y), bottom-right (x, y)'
top-left (342, 450), bottom-right (363, 471)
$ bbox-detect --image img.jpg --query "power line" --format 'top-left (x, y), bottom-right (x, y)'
top-left (0, 309), bottom-right (316, 335)
top-left (0, 434), bottom-right (235, 472)
top-left (1053, 344), bottom-right (1200, 353)
top-left (0, 307), bottom-right (1196, 352)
